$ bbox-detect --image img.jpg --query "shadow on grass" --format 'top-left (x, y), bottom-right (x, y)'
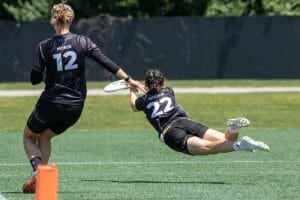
top-left (81, 179), bottom-right (230, 185)
top-left (1, 191), bottom-right (25, 194)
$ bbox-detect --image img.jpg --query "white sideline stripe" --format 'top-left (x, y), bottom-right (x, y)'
top-left (173, 87), bottom-right (300, 94)
top-left (0, 193), bottom-right (6, 200)
top-left (0, 87), bottom-right (300, 97)
top-left (0, 160), bottom-right (299, 167)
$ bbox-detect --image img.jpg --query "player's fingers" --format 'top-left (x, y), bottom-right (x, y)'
top-left (136, 84), bottom-right (146, 93)
top-left (129, 84), bottom-right (137, 91)
top-left (128, 79), bottom-right (146, 93)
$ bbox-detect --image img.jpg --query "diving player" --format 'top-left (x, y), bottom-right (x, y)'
top-left (129, 69), bottom-right (270, 155)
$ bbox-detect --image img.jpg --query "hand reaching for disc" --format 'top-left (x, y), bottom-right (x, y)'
top-left (127, 79), bottom-right (146, 93)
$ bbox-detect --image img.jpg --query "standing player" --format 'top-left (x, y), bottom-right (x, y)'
top-left (129, 69), bottom-right (270, 155)
top-left (22, 2), bottom-right (145, 193)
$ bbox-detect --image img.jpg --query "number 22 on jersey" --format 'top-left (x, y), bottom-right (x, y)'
top-left (53, 50), bottom-right (78, 72)
top-left (146, 97), bottom-right (174, 119)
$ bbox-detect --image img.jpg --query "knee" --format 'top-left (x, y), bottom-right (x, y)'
top-left (23, 126), bottom-right (39, 140)
top-left (186, 138), bottom-right (214, 155)
top-left (39, 134), bottom-right (52, 142)
top-left (39, 129), bottom-right (56, 142)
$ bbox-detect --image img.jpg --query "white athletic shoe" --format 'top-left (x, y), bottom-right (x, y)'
top-left (238, 136), bottom-right (270, 152)
top-left (227, 117), bottom-right (250, 129)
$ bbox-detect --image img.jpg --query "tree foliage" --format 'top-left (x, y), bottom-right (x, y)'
top-left (206, 0), bottom-right (300, 16)
top-left (263, 0), bottom-right (300, 15)
top-left (1, 0), bottom-right (300, 21)
top-left (2, 0), bottom-right (51, 21)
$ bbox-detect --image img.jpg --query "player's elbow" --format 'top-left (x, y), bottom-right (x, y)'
top-left (130, 103), bottom-right (138, 112)
top-left (132, 108), bottom-right (139, 112)
top-left (31, 79), bottom-right (42, 85)
top-left (30, 70), bottom-right (43, 85)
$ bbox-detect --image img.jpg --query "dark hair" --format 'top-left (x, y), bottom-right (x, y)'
top-left (145, 69), bottom-right (164, 92)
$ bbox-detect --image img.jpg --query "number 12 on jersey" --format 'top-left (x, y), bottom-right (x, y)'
top-left (53, 50), bottom-right (78, 72)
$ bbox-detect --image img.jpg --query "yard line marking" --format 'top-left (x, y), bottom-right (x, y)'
top-left (58, 160), bottom-right (300, 165)
top-left (0, 87), bottom-right (300, 97)
top-left (0, 160), bottom-right (299, 167)
top-left (0, 193), bottom-right (7, 200)
top-left (173, 87), bottom-right (300, 94)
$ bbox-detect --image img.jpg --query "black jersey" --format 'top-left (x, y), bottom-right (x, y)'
top-left (135, 87), bottom-right (187, 134)
top-left (32, 32), bottom-right (120, 105)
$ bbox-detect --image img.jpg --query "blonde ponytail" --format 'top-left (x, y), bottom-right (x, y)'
top-left (51, 2), bottom-right (74, 26)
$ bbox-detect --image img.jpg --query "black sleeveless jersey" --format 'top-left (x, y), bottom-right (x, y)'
top-left (32, 32), bottom-right (120, 105)
top-left (135, 87), bottom-right (187, 134)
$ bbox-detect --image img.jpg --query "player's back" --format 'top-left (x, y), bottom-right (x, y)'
top-left (138, 87), bottom-right (187, 133)
top-left (36, 33), bottom-right (94, 105)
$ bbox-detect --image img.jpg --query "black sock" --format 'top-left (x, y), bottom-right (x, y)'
top-left (30, 157), bottom-right (42, 171)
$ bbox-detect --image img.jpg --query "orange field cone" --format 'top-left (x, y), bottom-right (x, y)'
top-left (35, 164), bottom-right (58, 200)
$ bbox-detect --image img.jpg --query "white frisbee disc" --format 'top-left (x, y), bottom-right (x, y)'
top-left (104, 80), bottom-right (129, 93)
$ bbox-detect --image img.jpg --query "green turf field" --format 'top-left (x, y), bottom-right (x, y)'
top-left (0, 81), bottom-right (299, 199)
top-left (0, 130), bottom-right (299, 199)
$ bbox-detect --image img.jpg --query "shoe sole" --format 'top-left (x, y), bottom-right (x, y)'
top-left (242, 136), bottom-right (270, 151)
top-left (227, 117), bottom-right (250, 128)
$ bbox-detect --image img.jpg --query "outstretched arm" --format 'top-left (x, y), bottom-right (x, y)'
top-left (129, 87), bottom-right (139, 112)
top-left (115, 69), bottom-right (146, 93)
top-left (88, 48), bottom-right (146, 93)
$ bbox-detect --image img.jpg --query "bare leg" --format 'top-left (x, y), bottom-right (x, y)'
top-left (187, 128), bottom-right (234, 155)
top-left (187, 136), bottom-right (234, 155)
top-left (38, 129), bottom-right (57, 164)
top-left (225, 130), bottom-right (239, 141)
top-left (187, 126), bottom-right (270, 155)
top-left (23, 126), bottom-right (57, 164)
top-left (202, 128), bottom-right (225, 141)
top-left (204, 117), bottom-right (250, 142)
top-left (23, 126), bottom-right (42, 160)
top-left (22, 126), bottom-right (57, 193)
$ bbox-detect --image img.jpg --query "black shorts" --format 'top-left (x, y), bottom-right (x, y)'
top-left (27, 98), bottom-right (83, 134)
top-left (163, 118), bottom-right (209, 155)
